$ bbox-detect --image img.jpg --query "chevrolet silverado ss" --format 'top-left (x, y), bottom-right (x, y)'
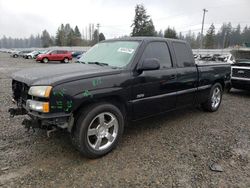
top-left (9, 37), bottom-right (231, 158)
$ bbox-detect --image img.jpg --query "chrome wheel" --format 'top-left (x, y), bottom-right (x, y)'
top-left (211, 87), bottom-right (221, 109)
top-left (43, 58), bottom-right (48, 63)
top-left (64, 58), bottom-right (69, 63)
top-left (87, 112), bottom-right (118, 151)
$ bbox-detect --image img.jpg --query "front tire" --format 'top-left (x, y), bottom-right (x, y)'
top-left (71, 103), bottom-right (124, 158)
top-left (202, 83), bottom-right (223, 112)
top-left (42, 58), bottom-right (49, 63)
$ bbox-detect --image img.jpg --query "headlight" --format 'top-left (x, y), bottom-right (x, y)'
top-left (26, 100), bottom-right (49, 113)
top-left (28, 86), bottom-right (52, 98)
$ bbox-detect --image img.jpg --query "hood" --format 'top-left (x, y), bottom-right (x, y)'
top-left (11, 64), bottom-right (121, 86)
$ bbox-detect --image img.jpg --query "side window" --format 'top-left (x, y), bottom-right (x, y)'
top-left (51, 51), bottom-right (57, 54)
top-left (173, 42), bottom-right (194, 67)
top-left (57, 51), bottom-right (63, 54)
top-left (141, 42), bottom-right (172, 68)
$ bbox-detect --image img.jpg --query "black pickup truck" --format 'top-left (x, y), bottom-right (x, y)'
top-left (9, 37), bottom-right (231, 158)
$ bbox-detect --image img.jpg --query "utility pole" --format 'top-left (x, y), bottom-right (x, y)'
top-left (200, 8), bottom-right (208, 49)
top-left (96, 23), bottom-right (100, 43)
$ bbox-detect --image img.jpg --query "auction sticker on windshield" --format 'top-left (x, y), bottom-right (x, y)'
top-left (117, 47), bottom-right (135, 54)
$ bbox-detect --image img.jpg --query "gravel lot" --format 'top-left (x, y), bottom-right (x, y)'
top-left (0, 52), bottom-right (249, 187)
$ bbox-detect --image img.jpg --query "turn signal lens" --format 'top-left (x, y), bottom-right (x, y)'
top-left (43, 102), bottom-right (50, 113)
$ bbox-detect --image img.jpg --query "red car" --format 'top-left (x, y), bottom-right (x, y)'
top-left (36, 50), bottom-right (72, 63)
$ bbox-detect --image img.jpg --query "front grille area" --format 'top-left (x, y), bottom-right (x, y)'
top-left (12, 80), bottom-right (30, 105)
top-left (232, 68), bottom-right (250, 79)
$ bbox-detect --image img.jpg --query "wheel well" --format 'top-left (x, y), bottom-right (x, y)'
top-left (72, 96), bottom-right (127, 125)
top-left (214, 79), bottom-right (225, 90)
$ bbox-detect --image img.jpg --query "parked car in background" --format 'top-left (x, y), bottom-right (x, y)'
top-left (21, 51), bottom-right (33, 58)
top-left (36, 50), bottom-right (72, 63)
top-left (11, 51), bottom-right (21, 58)
top-left (230, 60), bottom-right (250, 91)
top-left (11, 50), bottom-right (32, 58)
top-left (24, 51), bottom-right (40, 59)
top-left (71, 51), bottom-right (85, 58)
top-left (76, 53), bottom-right (85, 59)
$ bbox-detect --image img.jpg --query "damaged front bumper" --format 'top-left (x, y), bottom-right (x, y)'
top-left (9, 105), bottom-right (74, 133)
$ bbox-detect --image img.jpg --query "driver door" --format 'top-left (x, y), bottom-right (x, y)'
top-left (131, 42), bottom-right (177, 120)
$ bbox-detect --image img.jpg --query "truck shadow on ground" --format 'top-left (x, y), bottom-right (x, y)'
top-left (47, 106), bottom-right (202, 156)
top-left (228, 89), bottom-right (250, 98)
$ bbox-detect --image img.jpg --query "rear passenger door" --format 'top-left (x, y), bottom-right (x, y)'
top-left (172, 42), bottom-right (198, 107)
top-left (132, 41), bottom-right (177, 119)
top-left (56, 51), bottom-right (64, 60)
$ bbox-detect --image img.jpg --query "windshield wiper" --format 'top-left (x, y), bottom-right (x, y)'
top-left (88, 62), bottom-right (109, 66)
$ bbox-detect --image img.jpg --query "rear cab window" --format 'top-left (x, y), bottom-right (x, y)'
top-left (172, 42), bottom-right (194, 67)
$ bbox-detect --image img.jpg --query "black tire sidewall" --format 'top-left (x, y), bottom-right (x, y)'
top-left (76, 103), bottom-right (124, 158)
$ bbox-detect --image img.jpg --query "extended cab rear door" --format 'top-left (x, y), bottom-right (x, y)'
top-left (171, 41), bottom-right (198, 107)
top-left (131, 41), bottom-right (177, 119)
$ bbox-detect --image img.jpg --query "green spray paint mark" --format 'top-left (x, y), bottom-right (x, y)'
top-left (51, 106), bottom-right (57, 109)
top-left (65, 100), bottom-right (73, 112)
top-left (83, 90), bottom-right (93, 98)
top-left (56, 101), bottom-right (63, 105)
top-left (53, 88), bottom-right (66, 97)
top-left (92, 78), bottom-right (102, 87)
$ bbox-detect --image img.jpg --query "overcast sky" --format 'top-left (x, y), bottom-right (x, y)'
top-left (0, 0), bottom-right (249, 39)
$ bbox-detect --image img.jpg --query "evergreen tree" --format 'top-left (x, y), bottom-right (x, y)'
top-left (73, 26), bottom-right (82, 46)
top-left (74, 26), bottom-right (81, 38)
top-left (41, 30), bottom-right (52, 47)
top-left (205, 24), bottom-right (216, 49)
top-left (164, 27), bottom-right (178, 39)
top-left (91, 29), bottom-right (99, 45)
top-left (131, 4), bottom-right (156, 36)
top-left (231, 24), bottom-right (241, 46)
top-left (242, 26), bottom-right (250, 44)
top-left (99, 33), bottom-right (106, 41)
top-left (67, 29), bottom-right (75, 46)
top-left (55, 24), bottom-right (67, 46)
top-left (64, 24), bottom-right (72, 36)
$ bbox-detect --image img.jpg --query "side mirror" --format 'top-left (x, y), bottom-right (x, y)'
top-left (137, 58), bottom-right (160, 72)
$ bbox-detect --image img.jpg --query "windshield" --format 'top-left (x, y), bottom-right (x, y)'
top-left (46, 50), bottom-right (53, 54)
top-left (79, 41), bottom-right (139, 67)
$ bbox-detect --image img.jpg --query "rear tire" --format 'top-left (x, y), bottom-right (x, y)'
top-left (201, 83), bottom-right (223, 112)
top-left (64, 58), bottom-right (69, 63)
top-left (71, 102), bottom-right (124, 158)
